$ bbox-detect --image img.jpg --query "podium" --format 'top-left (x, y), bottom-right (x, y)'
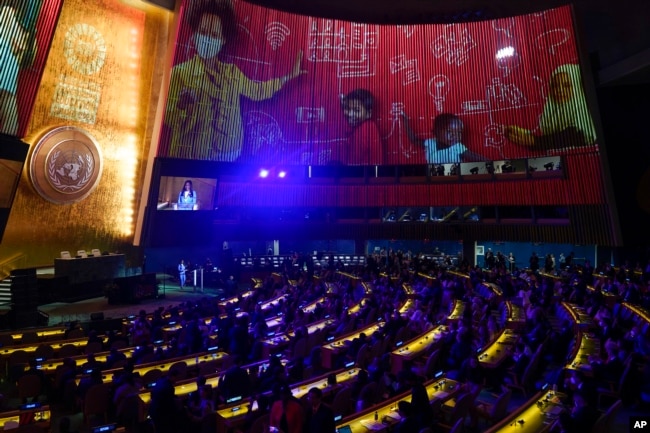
top-left (191, 268), bottom-right (203, 292)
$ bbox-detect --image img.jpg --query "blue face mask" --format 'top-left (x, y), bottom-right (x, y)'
top-left (194, 33), bottom-right (223, 59)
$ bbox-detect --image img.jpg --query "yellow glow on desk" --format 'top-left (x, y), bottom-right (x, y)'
top-left (566, 331), bottom-right (599, 372)
top-left (260, 294), bottom-right (288, 311)
top-left (623, 303), bottom-right (650, 323)
top-left (326, 322), bottom-right (384, 351)
top-left (216, 367), bottom-right (361, 422)
top-left (485, 390), bottom-right (564, 433)
top-left (448, 300), bottom-right (466, 321)
top-left (391, 325), bottom-right (448, 358)
top-left (302, 297), bottom-right (326, 314)
top-left (337, 377), bottom-right (460, 433)
top-left (479, 329), bottom-right (518, 368)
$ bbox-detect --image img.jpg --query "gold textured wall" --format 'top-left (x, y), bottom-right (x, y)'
top-left (0, 0), bottom-right (173, 270)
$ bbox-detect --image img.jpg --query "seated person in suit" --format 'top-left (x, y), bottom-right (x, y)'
top-left (558, 390), bottom-right (600, 433)
top-left (304, 387), bottom-right (335, 433)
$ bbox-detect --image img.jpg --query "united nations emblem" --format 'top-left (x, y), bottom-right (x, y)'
top-left (30, 126), bottom-right (103, 204)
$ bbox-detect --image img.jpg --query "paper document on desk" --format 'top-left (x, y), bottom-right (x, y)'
top-left (359, 419), bottom-right (385, 430)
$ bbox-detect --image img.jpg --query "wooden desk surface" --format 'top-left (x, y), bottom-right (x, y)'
top-left (504, 301), bottom-right (526, 329)
top-left (561, 302), bottom-right (596, 330)
top-left (323, 322), bottom-right (385, 354)
top-left (0, 335), bottom-right (108, 358)
top-left (391, 325), bottom-right (449, 360)
top-left (479, 329), bottom-right (519, 369)
top-left (218, 290), bottom-right (254, 307)
top-left (623, 302), bottom-right (650, 324)
top-left (565, 331), bottom-right (600, 373)
top-left (263, 318), bottom-right (336, 349)
top-left (5, 327), bottom-right (67, 342)
top-left (302, 297), bottom-right (326, 314)
top-left (215, 367), bottom-right (360, 431)
top-left (259, 294), bottom-right (288, 312)
top-left (0, 405), bottom-right (51, 430)
top-left (485, 390), bottom-right (565, 433)
top-left (40, 347), bottom-right (135, 373)
top-left (448, 300), bottom-right (466, 322)
top-left (336, 377), bottom-right (461, 433)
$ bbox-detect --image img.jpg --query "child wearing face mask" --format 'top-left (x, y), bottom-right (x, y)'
top-left (334, 88), bottom-right (384, 165)
top-left (164, 0), bottom-right (306, 162)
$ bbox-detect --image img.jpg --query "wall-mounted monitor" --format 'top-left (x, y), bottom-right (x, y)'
top-left (157, 176), bottom-right (217, 211)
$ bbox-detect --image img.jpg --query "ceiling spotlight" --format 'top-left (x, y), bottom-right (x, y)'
top-left (259, 169), bottom-right (269, 178)
top-left (277, 170), bottom-right (287, 178)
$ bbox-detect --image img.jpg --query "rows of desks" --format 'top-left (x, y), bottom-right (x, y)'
top-left (565, 331), bottom-right (600, 374)
top-left (216, 367), bottom-right (361, 433)
top-left (322, 322), bottom-right (385, 369)
top-left (0, 404), bottom-right (51, 431)
top-left (485, 389), bottom-right (565, 433)
top-left (390, 324), bottom-right (449, 374)
top-left (478, 329), bottom-right (520, 369)
top-left (335, 376), bottom-right (461, 433)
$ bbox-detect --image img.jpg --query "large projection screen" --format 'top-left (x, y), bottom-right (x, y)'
top-left (158, 2), bottom-right (600, 167)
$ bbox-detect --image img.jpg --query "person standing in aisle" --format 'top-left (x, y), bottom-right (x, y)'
top-left (178, 259), bottom-right (187, 289)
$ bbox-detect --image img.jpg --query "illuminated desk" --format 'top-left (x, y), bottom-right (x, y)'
top-left (95, 351), bottom-right (229, 383)
top-left (478, 329), bottom-right (519, 369)
top-left (479, 282), bottom-right (504, 302)
top-left (565, 331), bottom-right (599, 374)
top-left (139, 357), bottom-right (287, 405)
top-left (447, 270), bottom-right (469, 279)
top-left (0, 336), bottom-right (107, 358)
top-left (161, 317), bottom-right (213, 337)
top-left (336, 376), bottom-right (461, 433)
top-left (302, 297), bottom-right (326, 314)
top-left (39, 347), bottom-right (135, 374)
top-left (261, 318), bottom-right (336, 358)
top-left (390, 325), bottom-right (449, 374)
top-left (586, 285), bottom-right (617, 308)
top-left (622, 303), bottom-right (650, 326)
top-left (216, 367), bottom-right (361, 433)
top-left (218, 290), bottom-right (254, 308)
top-left (484, 390), bottom-right (565, 433)
top-left (2, 327), bottom-right (67, 344)
top-left (447, 300), bottom-right (466, 322)
top-left (398, 298), bottom-right (416, 316)
top-left (322, 322), bottom-right (385, 369)
top-left (0, 404), bottom-right (51, 430)
top-left (503, 301), bottom-right (526, 330)
top-left (561, 302), bottom-right (596, 331)
top-left (259, 294), bottom-right (288, 312)
top-left (401, 283), bottom-right (417, 299)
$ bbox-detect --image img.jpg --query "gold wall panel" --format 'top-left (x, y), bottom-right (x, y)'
top-left (0, 0), bottom-right (172, 270)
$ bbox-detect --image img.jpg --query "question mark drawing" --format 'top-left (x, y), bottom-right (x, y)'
top-left (535, 29), bottom-right (569, 55)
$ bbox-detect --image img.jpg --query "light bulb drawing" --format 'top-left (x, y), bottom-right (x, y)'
top-left (428, 75), bottom-right (450, 113)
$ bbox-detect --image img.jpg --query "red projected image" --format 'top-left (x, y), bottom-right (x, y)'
top-left (163, 0), bottom-right (305, 161)
top-left (159, 1), bottom-right (599, 167)
top-left (504, 64), bottom-right (597, 151)
top-left (0, 0), bottom-right (61, 138)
